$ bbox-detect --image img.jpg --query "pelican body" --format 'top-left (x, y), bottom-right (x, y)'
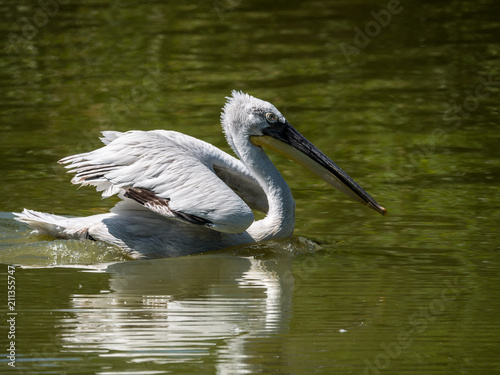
top-left (16, 91), bottom-right (386, 258)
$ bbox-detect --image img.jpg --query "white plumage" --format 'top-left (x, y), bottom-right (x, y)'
top-left (15, 91), bottom-right (386, 258)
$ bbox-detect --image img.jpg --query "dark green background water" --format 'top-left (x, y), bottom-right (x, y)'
top-left (1, 0), bottom-right (499, 374)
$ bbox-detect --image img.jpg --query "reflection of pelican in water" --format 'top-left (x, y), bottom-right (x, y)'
top-left (16, 91), bottom-right (386, 258)
top-left (58, 252), bottom-right (295, 372)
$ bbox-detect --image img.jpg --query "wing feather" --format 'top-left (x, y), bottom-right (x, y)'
top-left (59, 130), bottom-right (266, 234)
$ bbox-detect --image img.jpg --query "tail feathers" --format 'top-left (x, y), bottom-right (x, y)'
top-left (14, 209), bottom-right (90, 240)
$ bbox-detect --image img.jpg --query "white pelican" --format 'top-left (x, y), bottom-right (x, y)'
top-left (15, 91), bottom-right (387, 258)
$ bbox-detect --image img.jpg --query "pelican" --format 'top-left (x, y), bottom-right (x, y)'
top-left (15, 91), bottom-right (386, 258)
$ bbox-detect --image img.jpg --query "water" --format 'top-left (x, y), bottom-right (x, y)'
top-left (1, 0), bottom-right (500, 373)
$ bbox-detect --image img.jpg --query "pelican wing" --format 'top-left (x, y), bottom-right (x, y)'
top-left (59, 130), bottom-right (267, 233)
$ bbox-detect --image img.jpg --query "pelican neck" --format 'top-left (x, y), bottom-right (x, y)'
top-left (236, 137), bottom-right (296, 240)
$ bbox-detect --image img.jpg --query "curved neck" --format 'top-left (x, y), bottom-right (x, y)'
top-left (234, 137), bottom-right (295, 241)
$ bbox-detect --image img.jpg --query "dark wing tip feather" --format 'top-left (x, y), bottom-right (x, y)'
top-left (124, 187), bottom-right (212, 226)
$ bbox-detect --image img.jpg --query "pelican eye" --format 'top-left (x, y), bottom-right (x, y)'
top-left (265, 112), bottom-right (278, 123)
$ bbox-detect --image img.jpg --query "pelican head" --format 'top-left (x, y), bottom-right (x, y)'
top-left (221, 91), bottom-right (387, 216)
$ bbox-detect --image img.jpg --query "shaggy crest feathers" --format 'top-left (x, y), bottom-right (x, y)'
top-left (220, 90), bottom-right (286, 158)
top-left (221, 90), bottom-right (252, 156)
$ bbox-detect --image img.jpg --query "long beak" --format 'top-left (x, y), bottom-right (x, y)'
top-left (250, 122), bottom-right (387, 216)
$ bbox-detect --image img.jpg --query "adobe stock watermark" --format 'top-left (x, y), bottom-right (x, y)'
top-left (293, 252), bottom-right (325, 291)
top-left (292, 238), bottom-right (341, 291)
top-left (213, 0), bottom-right (242, 22)
top-left (339, 0), bottom-right (409, 65)
top-left (5, 0), bottom-right (69, 54)
top-left (6, 265), bottom-right (17, 369)
top-left (363, 277), bottom-right (461, 374)
top-left (441, 73), bottom-right (500, 130)
top-left (83, 63), bottom-right (170, 135)
top-left (386, 73), bottom-right (500, 182)
top-left (105, 65), bottom-right (167, 126)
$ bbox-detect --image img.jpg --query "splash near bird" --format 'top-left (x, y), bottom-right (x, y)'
top-left (15, 91), bottom-right (386, 258)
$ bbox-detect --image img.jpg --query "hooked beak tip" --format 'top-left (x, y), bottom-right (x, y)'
top-left (371, 202), bottom-right (387, 216)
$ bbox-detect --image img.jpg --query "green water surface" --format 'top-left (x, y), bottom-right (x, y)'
top-left (1, 0), bottom-right (499, 374)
